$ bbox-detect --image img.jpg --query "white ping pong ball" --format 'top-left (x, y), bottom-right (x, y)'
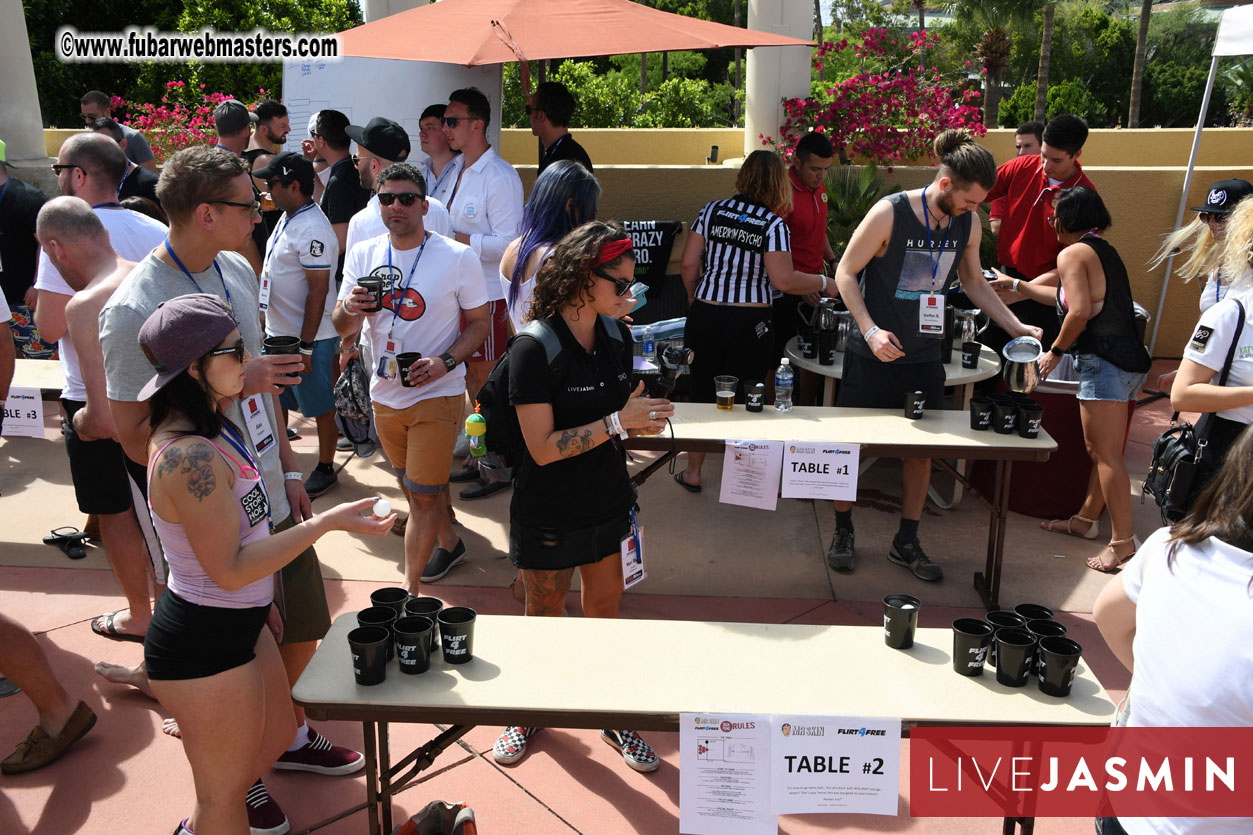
top-left (373, 499), bottom-right (391, 517)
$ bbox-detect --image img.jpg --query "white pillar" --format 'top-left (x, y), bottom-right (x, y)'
top-left (744, 0), bottom-right (812, 157)
top-left (0, 1), bottom-right (48, 162)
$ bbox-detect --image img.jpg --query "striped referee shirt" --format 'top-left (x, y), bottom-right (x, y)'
top-left (691, 195), bottom-right (791, 305)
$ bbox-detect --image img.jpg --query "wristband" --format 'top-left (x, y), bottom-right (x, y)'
top-left (300, 340), bottom-right (313, 350)
top-left (1012, 278), bottom-right (1021, 293)
top-left (1049, 345), bottom-right (1065, 358)
top-left (609, 411), bottom-right (629, 440)
top-left (819, 275), bottom-right (828, 295)
top-left (283, 471), bottom-right (303, 481)
top-left (864, 325), bottom-right (881, 341)
top-left (299, 348), bottom-right (313, 356)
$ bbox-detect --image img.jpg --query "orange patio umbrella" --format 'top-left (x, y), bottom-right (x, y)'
top-left (337, 0), bottom-right (813, 66)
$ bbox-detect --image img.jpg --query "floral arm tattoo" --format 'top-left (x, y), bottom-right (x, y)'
top-left (555, 428), bottom-right (594, 458)
top-left (157, 441), bottom-right (218, 501)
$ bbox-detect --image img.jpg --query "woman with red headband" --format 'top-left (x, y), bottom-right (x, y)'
top-left (492, 221), bottom-right (673, 773)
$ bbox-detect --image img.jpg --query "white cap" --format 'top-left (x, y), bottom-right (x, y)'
top-left (781, 358), bottom-right (790, 366)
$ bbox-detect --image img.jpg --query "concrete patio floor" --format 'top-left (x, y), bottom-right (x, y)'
top-left (0, 361), bottom-right (1184, 834)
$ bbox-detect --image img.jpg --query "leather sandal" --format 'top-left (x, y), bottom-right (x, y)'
top-left (1041, 513), bottom-right (1099, 540)
top-left (1087, 535), bottom-right (1140, 573)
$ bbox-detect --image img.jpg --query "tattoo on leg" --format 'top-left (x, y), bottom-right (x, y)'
top-left (523, 568), bottom-right (575, 616)
top-left (555, 428), bottom-right (595, 458)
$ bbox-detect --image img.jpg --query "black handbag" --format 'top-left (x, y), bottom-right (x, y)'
top-left (1142, 300), bottom-right (1244, 523)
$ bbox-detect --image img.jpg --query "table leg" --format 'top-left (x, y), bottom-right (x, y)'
top-left (363, 720), bottom-right (380, 835)
top-left (928, 382), bottom-right (975, 510)
top-left (974, 459), bottom-right (1011, 609)
top-left (379, 721), bottom-right (393, 835)
top-left (823, 376), bottom-right (835, 407)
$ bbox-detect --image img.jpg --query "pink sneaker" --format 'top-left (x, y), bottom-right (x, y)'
top-left (273, 728), bottom-right (364, 776)
top-left (245, 780), bottom-right (289, 835)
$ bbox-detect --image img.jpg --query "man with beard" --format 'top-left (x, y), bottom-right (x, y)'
top-left (247, 100), bottom-right (292, 235)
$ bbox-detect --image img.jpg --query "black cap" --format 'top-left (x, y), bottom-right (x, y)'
top-left (1190, 179), bottom-right (1253, 214)
top-left (345, 117), bottom-right (410, 162)
top-left (252, 151), bottom-right (314, 193)
top-left (213, 100), bottom-right (257, 135)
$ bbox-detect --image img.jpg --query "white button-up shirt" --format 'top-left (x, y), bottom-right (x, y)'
top-left (444, 146), bottom-right (524, 302)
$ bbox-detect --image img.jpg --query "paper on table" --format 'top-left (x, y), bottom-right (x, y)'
top-left (780, 442), bottom-right (860, 501)
top-left (679, 713), bottom-right (774, 835)
top-left (2, 387), bottom-right (45, 438)
top-left (771, 715), bottom-right (902, 816)
top-left (632, 356), bottom-right (658, 372)
top-left (718, 440), bottom-right (783, 511)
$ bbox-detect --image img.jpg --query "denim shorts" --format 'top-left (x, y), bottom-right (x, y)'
top-left (1074, 353), bottom-right (1146, 402)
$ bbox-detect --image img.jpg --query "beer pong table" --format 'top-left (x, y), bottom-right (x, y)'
top-left (294, 614), bottom-right (1115, 835)
top-left (623, 404), bottom-right (1057, 610)
top-left (11, 359), bottom-right (64, 392)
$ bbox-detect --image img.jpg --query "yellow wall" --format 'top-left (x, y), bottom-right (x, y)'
top-left (500, 128), bottom-right (742, 167)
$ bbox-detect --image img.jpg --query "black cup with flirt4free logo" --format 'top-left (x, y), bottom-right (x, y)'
top-left (883, 594), bottom-right (921, 649)
top-left (437, 606), bottom-right (477, 664)
top-left (952, 618), bottom-right (994, 677)
top-left (393, 615), bottom-right (435, 675)
top-left (348, 626), bottom-right (389, 686)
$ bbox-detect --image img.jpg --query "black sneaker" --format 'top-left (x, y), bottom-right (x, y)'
top-left (304, 468), bottom-right (338, 499)
top-left (422, 539), bottom-right (466, 582)
top-left (826, 528), bottom-right (855, 572)
top-left (459, 478), bottom-right (510, 500)
top-left (888, 537), bottom-right (944, 582)
top-left (286, 427), bottom-right (299, 441)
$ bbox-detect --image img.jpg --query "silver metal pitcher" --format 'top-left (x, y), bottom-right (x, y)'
top-left (953, 307), bottom-right (989, 344)
top-left (1002, 336), bottom-right (1043, 394)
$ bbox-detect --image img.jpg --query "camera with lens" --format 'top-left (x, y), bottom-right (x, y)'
top-left (649, 341), bottom-right (694, 399)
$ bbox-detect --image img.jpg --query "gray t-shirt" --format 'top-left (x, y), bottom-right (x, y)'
top-left (121, 124), bottom-right (155, 165)
top-left (99, 250), bottom-right (291, 521)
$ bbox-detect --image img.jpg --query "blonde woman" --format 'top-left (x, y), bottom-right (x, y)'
top-left (1149, 179), bottom-right (1253, 312)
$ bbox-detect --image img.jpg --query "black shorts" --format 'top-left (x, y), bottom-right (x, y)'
top-left (510, 513), bottom-right (631, 571)
top-left (144, 591), bottom-right (270, 681)
top-left (836, 351), bottom-right (945, 410)
top-left (61, 399), bottom-right (133, 515)
top-left (684, 301), bottom-right (775, 404)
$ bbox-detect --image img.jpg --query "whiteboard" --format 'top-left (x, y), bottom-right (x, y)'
top-left (281, 57), bottom-right (504, 164)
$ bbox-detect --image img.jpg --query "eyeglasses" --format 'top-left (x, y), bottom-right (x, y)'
top-left (309, 130), bottom-right (321, 139)
top-left (1201, 212), bottom-right (1229, 225)
top-left (377, 192), bottom-right (425, 207)
top-left (207, 339), bottom-right (246, 363)
top-left (210, 199), bottom-right (262, 217)
top-left (594, 269), bottom-right (633, 297)
top-left (441, 116), bottom-right (474, 128)
top-left (51, 163), bottom-right (83, 175)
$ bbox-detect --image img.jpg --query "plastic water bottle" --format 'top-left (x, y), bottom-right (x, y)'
top-left (642, 326), bottom-right (655, 359)
top-left (774, 358), bottom-right (794, 412)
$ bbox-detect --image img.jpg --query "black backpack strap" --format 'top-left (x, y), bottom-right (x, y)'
top-left (515, 319), bottom-right (564, 365)
top-left (598, 314), bottom-right (625, 343)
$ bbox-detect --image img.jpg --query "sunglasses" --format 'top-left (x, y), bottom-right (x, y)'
top-left (441, 116), bottom-right (473, 128)
top-left (377, 192), bottom-right (425, 207)
top-left (208, 339), bottom-right (246, 363)
top-left (1200, 212), bottom-right (1229, 224)
top-left (51, 163), bottom-right (83, 175)
top-left (594, 269), bottom-right (633, 297)
top-left (210, 199), bottom-right (262, 217)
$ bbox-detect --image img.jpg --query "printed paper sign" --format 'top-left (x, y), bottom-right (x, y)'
top-left (719, 440), bottom-right (783, 511)
top-left (2, 387), bottom-right (45, 438)
top-left (772, 715), bottom-right (902, 816)
top-left (780, 442), bottom-right (860, 501)
top-left (680, 713), bottom-right (774, 835)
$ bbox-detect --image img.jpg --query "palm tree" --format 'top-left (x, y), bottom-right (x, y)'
top-left (1035, 2), bottom-right (1054, 122)
top-left (912, 0), bottom-right (926, 30)
top-left (1128, 0), bottom-right (1153, 127)
top-left (960, 0), bottom-right (1036, 127)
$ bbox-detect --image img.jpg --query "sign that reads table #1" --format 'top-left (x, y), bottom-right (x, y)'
top-left (780, 442), bottom-right (860, 501)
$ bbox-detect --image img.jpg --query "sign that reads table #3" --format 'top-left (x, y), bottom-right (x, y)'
top-left (780, 442), bottom-right (860, 501)
top-left (772, 716), bottom-right (901, 816)
top-left (2, 387), bottom-right (45, 439)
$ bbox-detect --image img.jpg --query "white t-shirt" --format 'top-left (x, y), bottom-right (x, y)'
top-left (444, 147), bottom-right (524, 303)
top-left (339, 232), bottom-right (487, 409)
top-left (344, 194), bottom-right (452, 260)
top-left (1118, 526), bottom-right (1253, 835)
top-left (261, 201), bottom-right (339, 342)
top-left (34, 207), bottom-right (168, 401)
top-left (1181, 296), bottom-right (1253, 423)
top-left (0, 294), bottom-right (11, 321)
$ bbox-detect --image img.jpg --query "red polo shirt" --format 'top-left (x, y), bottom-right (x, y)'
top-left (985, 153), bottom-right (1096, 278)
top-left (784, 168), bottom-right (828, 274)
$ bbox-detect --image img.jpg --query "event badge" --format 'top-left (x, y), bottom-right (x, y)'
top-left (621, 509), bottom-right (645, 590)
top-left (240, 394), bottom-right (276, 456)
top-left (377, 338), bottom-right (401, 381)
top-left (257, 274), bottom-right (272, 312)
top-left (919, 293), bottom-right (945, 336)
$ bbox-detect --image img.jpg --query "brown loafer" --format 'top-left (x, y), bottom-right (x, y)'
top-left (1, 700), bottom-right (97, 774)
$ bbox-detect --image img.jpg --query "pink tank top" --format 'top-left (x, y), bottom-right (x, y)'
top-left (148, 433), bottom-right (275, 608)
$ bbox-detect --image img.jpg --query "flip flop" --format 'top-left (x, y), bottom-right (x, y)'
top-left (91, 611), bottom-right (145, 643)
top-left (674, 471), bottom-right (701, 493)
top-left (42, 527), bottom-right (89, 560)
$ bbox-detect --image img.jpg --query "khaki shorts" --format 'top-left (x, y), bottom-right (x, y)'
top-left (273, 515), bottom-right (332, 645)
top-left (373, 395), bottom-right (462, 494)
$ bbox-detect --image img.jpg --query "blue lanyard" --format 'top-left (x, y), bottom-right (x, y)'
top-left (263, 200), bottom-right (316, 273)
top-left (92, 202), bottom-right (123, 209)
top-left (428, 158), bottom-right (456, 199)
top-left (628, 507), bottom-right (641, 564)
top-left (920, 186), bottom-right (951, 291)
top-left (1216, 267), bottom-right (1223, 304)
top-left (164, 238), bottom-right (233, 316)
top-left (0, 178), bottom-right (10, 207)
top-left (385, 233), bottom-right (430, 339)
top-left (219, 423), bottom-right (274, 534)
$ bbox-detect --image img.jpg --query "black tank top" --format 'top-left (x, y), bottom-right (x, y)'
top-left (1056, 237), bottom-right (1150, 373)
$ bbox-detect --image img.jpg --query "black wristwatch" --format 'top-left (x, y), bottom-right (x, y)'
top-left (1049, 345), bottom-right (1065, 358)
top-left (440, 352), bottom-right (457, 372)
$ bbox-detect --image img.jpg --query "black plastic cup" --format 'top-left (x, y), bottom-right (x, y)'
top-left (262, 335), bottom-right (302, 385)
top-left (404, 596), bottom-right (444, 650)
top-left (1017, 405), bottom-right (1044, 439)
top-left (348, 625), bottom-right (389, 686)
top-left (961, 341), bottom-right (981, 369)
top-left (952, 618), bottom-right (994, 677)
top-left (745, 381), bottom-right (765, 412)
top-left (1025, 619), bottom-right (1068, 642)
top-left (904, 390), bottom-right (926, 420)
top-left (1014, 603), bottom-right (1055, 622)
top-left (393, 615), bottom-right (434, 675)
top-left (883, 594), bottom-right (922, 649)
top-left (397, 352), bottom-right (423, 387)
top-left (357, 606), bottom-right (398, 661)
top-left (438, 606), bottom-right (476, 664)
top-left (1037, 636), bottom-right (1083, 697)
top-left (992, 401), bottom-right (1018, 434)
top-left (370, 587), bottom-right (409, 618)
top-left (994, 628), bottom-right (1037, 687)
top-left (984, 611), bottom-right (1026, 668)
top-left (357, 277), bottom-right (384, 312)
top-left (970, 397), bottom-right (994, 431)
top-left (801, 327), bottom-right (819, 360)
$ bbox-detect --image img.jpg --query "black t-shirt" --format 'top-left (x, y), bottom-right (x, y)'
top-left (0, 177), bottom-right (49, 304)
top-left (320, 158), bottom-right (370, 281)
top-left (118, 164), bottom-right (161, 208)
top-left (509, 315), bottom-right (635, 529)
top-left (538, 134), bottom-right (593, 176)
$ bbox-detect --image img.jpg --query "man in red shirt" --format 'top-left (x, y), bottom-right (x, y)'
top-left (988, 120), bottom-right (1042, 238)
top-left (775, 131), bottom-right (836, 403)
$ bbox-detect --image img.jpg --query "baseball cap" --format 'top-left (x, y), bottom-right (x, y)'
top-left (0, 137), bottom-right (15, 169)
top-left (137, 294), bottom-right (239, 401)
top-left (253, 151), bottom-right (315, 193)
top-left (1190, 179), bottom-right (1253, 214)
top-left (213, 100), bottom-right (258, 135)
top-left (345, 117), bottom-right (410, 162)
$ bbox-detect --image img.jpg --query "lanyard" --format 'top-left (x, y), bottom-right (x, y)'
top-left (92, 202), bottom-right (123, 209)
top-left (164, 238), bottom-right (233, 316)
top-left (0, 178), bottom-right (10, 207)
top-left (428, 157), bottom-right (456, 198)
top-left (1217, 267), bottom-right (1224, 304)
top-left (542, 135), bottom-right (567, 166)
top-left (219, 423), bottom-right (274, 534)
top-left (263, 200), bottom-right (316, 274)
top-left (920, 186), bottom-right (952, 290)
top-left (386, 233), bottom-right (430, 339)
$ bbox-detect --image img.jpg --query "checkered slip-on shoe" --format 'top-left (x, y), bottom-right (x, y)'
top-left (601, 729), bottom-right (660, 773)
top-left (492, 726), bottom-right (539, 765)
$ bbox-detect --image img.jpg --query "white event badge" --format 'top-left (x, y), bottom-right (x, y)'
top-left (257, 273), bottom-right (273, 312)
top-left (377, 338), bottom-right (401, 382)
top-left (240, 394), bottom-right (277, 457)
top-left (918, 292), bottom-right (944, 336)
top-left (621, 509), bottom-right (645, 590)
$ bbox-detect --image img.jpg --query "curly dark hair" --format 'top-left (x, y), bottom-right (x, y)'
top-left (528, 221), bottom-right (634, 323)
